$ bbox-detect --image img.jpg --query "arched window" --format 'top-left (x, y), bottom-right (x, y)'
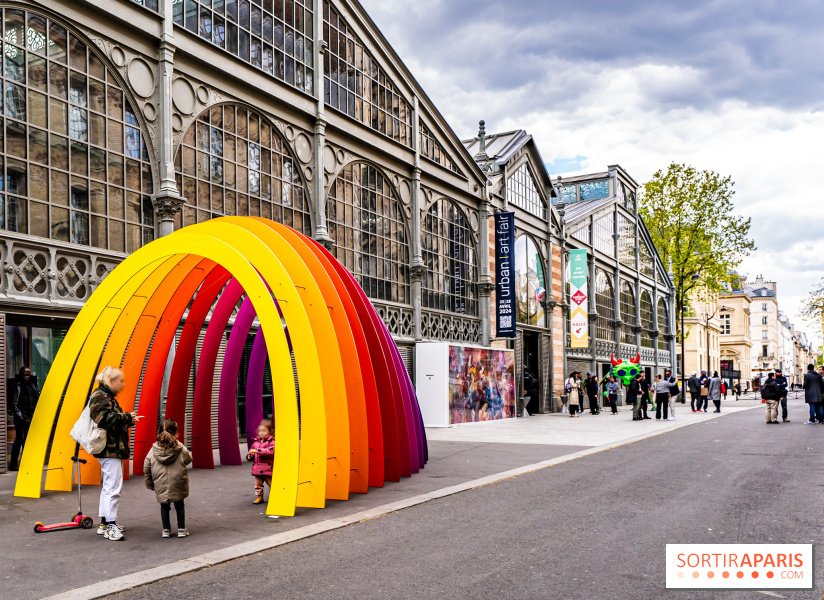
top-left (594, 270), bottom-right (614, 341)
top-left (658, 298), bottom-right (669, 350)
top-left (640, 291), bottom-right (653, 348)
top-left (620, 280), bottom-right (635, 345)
top-left (326, 163), bottom-right (410, 304)
top-left (422, 199), bottom-right (477, 316)
top-left (514, 235), bottom-right (546, 327)
top-left (175, 104), bottom-right (310, 234)
top-left (0, 8), bottom-right (154, 251)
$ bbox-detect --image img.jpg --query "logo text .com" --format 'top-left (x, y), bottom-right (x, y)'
top-left (666, 544), bottom-right (813, 590)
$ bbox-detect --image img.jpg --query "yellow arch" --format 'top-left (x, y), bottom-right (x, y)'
top-left (17, 222), bottom-right (329, 516)
top-left (214, 218), bottom-right (350, 502)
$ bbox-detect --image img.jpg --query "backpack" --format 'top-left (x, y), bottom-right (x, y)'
top-left (760, 384), bottom-right (771, 401)
top-left (565, 379), bottom-right (572, 393)
top-left (70, 404), bottom-right (107, 455)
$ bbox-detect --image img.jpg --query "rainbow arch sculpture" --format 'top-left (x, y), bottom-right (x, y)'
top-left (14, 217), bottom-right (427, 516)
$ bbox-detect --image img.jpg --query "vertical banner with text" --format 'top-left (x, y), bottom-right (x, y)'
top-left (495, 212), bottom-right (516, 338)
top-left (569, 249), bottom-right (589, 348)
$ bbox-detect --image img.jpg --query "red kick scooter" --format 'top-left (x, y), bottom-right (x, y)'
top-left (34, 448), bottom-right (95, 533)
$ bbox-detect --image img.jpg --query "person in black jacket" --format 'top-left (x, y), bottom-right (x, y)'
top-left (802, 364), bottom-right (823, 425)
top-left (629, 375), bottom-right (643, 421)
top-left (688, 372), bottom-right (701, 411)
top-left (638, 372), bottom-right (652, 419)
top-left (764, 373), bottom-right (780, 424)
top-left (585, 372), bottom-right (600, 415)
top-left (775, 369), bottom-right (790, 423)
top-left (8, 366), bottom-right (40, 471)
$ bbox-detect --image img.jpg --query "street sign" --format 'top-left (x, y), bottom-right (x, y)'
top-left (569, 249), bottom-right (588, 349)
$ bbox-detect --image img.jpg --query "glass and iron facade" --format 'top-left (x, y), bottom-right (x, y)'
top-left (0, 0), bottom-right (496, 471)
top-left (561, 165), bottom-right (677, 377)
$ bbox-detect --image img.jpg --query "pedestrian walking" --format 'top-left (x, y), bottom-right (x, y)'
top-left (802, 364), bottom-right (823, 425)
top-left (586, 373), bottom-right (600, 415)
top-left (734, 382), bottom-right (741, 401)
top-left (89, 366), bottom-right (141, 541)
top-left (655, 374), bottom-right (673, 420)
top-left (688, 372), bottom-right (700, 412)
top-left (775, 369), bottom-right (790, 423)
top-left (143, 418), bottom-right (192, 538)
top-left (8, 366), bottom-right (40, 471)
top-left (246, 419), bottom-right (276, 501)
top-left (698, 371), bottom-right (710, 412)
top-left (629, 374), bottom-right (642, 421)
top-left (606, 376), bottom-right (619, 414)
top-left (763, 372), bottom-right (780, 424)
top-left (709, 372), bottom-right (722, 413)
top-left (639, 372), bottom-right (652, 419)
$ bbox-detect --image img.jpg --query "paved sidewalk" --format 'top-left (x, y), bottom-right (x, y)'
top-left (1, 398), bottom-right (765, 600)
top-left (426, 399), bottom-right (763, 447)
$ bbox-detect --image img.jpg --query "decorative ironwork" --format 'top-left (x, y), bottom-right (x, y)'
top-left (422, 309), bottom-right (481, 345)
top-left (374, 302), bottom-right (414, 340)
top-left (1, 234), bottom-right (123, 306)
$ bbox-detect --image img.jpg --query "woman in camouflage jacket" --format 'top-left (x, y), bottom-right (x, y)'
top-left (89, 366), bottom-right (140, 541)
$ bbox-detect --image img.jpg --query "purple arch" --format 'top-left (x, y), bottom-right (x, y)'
top-left (245, 326), bottom-right (268, 449)
top-left (218, 295), bottom-right (257, 466)
top-left (191, 278), bottom-right (245, 469)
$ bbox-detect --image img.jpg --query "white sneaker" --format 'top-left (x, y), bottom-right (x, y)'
top-left (162, 529), bottom-right (171, 538)
top-left (177, 528), bottom-right (190, 538)
top-left (98, 522), bottom-right (125, 534)
top-left (667, 417), bottom-right (675, 421)
top-left (104, 524), bottom-right (125, 541)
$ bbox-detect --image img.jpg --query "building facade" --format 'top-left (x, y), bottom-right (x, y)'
top-left (719, 280), bottom-right (753, 385)
top-left (0, 0), bottom-right (506, 471)
top-left (462, 127), bottom-right (564, 412)
top-left (747, 276), bottom-right (781, 381)
top-left (555, 166), bottom-right (677, 382)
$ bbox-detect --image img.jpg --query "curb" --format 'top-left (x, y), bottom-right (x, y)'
top-left (42, 406), bottom-right (762, 600)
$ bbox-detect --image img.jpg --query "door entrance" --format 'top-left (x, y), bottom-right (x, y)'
top-left (522, 331), bottom-right (540, 415)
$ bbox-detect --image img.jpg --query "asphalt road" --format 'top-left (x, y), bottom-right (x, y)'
top-left (113, 399), bottom-right (824, 600)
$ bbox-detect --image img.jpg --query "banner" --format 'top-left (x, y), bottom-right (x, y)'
top-left (569, 249), bottom-right (589, 348)
top-left (494, 212), bottom-right (516, 338)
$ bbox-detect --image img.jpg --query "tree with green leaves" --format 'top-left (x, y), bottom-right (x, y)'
top-left (801, 279), bottom-right (824, 351)
top-left (639, 163), bottom-right (756, 380)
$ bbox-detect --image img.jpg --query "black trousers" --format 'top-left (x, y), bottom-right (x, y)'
top-left (10, 415), bottom-right (30, 469)
top-left (655, 394), bottom-right (670, 419)
top-left (160, 500), bottom-right (186, 530)
top-left (780, 396), bottom-right (788, 420)
top-left (712, 399), bottom-right (721, 412)
top-left (641, 395), bottom-right (649, 417)
top-left (608, 395), bottom-right (618, 414)
top-left (690, 391), bottom-right (699, 410)
top-left (588, 394), bottom-right (599, 414)
top-left (699, 396), bottom-right (709, 411)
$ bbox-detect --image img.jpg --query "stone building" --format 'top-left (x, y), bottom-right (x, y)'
top-left (719, 278), bottom-right (753, 385)
top-left (747, 276), bottom-right (781, 380)
top-left (555, 165), bottom-right (677, 382)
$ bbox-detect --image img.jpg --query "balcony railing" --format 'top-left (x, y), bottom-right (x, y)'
top-left (0, 233), bottom-right (124, 313)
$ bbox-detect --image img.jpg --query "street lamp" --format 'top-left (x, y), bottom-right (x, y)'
top-left (680, 271), bottom-right (702, 397)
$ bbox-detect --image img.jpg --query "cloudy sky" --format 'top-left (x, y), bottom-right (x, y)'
top-left (360, 0), bottom-right (824, 340)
